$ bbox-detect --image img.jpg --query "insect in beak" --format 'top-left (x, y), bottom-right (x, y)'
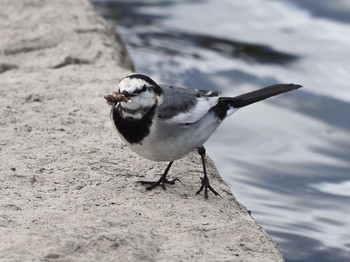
top-left (104, 91), bottom-right (130, 106)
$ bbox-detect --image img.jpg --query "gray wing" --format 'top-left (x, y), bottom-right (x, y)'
top-left (157, 85), bottom-right (220, 124)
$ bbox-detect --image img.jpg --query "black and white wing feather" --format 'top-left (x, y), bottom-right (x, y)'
top-left (157, 85), bottom-right (220, 124)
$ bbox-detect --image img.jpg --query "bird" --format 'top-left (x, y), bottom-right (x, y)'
top-left (104, 74), bottom-right (301, 199)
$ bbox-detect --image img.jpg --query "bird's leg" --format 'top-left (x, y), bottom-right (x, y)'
top-left (139, 161), bottom-right (180, 191)
top-left (195, 146), bottom-right (220, 199)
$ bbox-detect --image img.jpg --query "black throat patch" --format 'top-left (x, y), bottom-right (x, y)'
top-left (111, 105), bottom-right (156, 144)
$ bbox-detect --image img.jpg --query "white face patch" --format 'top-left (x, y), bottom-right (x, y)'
top-left (118, 76), bottom-right (160, 111)
top-left (122, 90), bottom-right (158, 110)
top-left (118, 77), bottom-right (152, 94)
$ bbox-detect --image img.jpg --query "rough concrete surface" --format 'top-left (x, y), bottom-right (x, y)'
top-left (0, 0), bottom-right (284, 261)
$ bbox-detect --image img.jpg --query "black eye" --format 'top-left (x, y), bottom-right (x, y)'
top-left (141, 86), bottom-right (147, 92)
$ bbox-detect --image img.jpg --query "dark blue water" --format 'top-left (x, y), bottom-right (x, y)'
top-left (93, 1), bottom-right (350, 261)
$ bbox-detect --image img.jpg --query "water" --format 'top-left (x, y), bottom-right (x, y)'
top-left (93, 1), bottom-right (350, 261)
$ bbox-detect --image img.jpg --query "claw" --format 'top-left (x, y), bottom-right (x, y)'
top-left (195, 146), bottom-right (221, 199)
top-left (195, 176), bottom-right (220, 199)
top-left (138, 178), bottom-right (180, 191)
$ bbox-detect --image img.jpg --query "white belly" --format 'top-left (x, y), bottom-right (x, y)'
top-left (119, 113), bottom-right (224, 161)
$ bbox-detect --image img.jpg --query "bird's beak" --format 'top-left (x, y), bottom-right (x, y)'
top-left (104, 91), bottom-right (130, 106)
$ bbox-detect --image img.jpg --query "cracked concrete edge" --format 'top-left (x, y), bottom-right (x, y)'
top-left (0, 0), bottom-right (284, 261)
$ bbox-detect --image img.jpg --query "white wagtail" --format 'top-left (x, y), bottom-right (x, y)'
top-left (105, 74), bottom-right (301, 199)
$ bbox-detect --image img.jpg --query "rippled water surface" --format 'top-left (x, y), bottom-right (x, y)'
top-left (93, 1), bottom-right (350, 261)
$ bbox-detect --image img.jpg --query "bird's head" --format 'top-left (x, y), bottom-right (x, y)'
top-left (110, 74), bottom-right (163, 111)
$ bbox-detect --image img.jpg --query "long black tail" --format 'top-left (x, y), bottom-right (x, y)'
top-left (221, 83), bottom-right (302, 108)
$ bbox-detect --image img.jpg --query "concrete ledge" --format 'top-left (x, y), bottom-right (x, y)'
top-left (0, 0), bottom-right (284, 261)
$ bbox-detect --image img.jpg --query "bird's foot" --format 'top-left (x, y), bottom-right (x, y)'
top-left (195, 176), bottom-right (220, 199)
top-left (138, 177), bottom-right (180, 191)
